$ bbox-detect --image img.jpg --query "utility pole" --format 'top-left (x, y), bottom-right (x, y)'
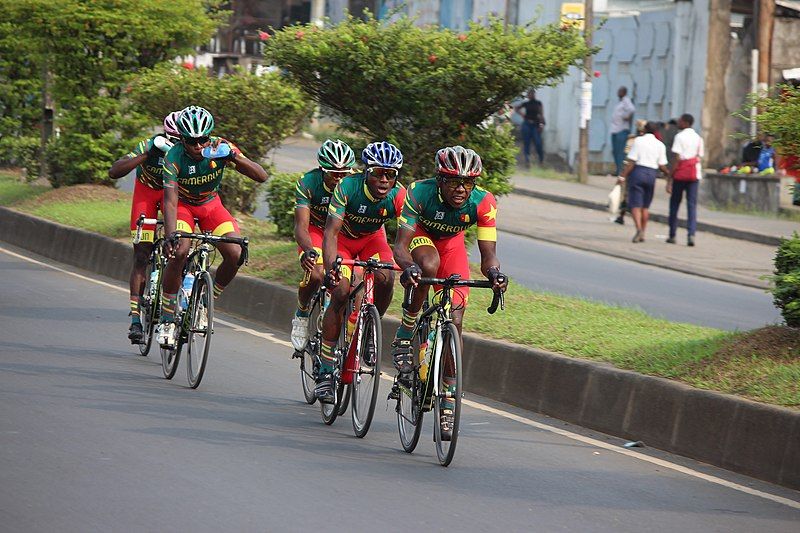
top-left (756, 0), bottom-right (775, 92)
top-left (577, 0), bottom-right (593, 183)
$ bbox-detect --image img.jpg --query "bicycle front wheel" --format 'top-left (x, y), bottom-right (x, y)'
top-left (433, 322), bottom-right (462, 467)
top-left (161, 340), bottom-right (181, 380)
top-left (186, 272), bottom-right (214, 389)
top-left (300, 293), bottom-right (322, 405)
top-left (397, 332), bottom-right (424, 452)
top-left (351, 305), bottom-right (381, 438)
top-left (138, 259), bottom-right (160, 356)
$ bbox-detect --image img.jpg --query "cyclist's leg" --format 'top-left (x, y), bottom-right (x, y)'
top-left (128, 181), bottom-right (160, 342)
top-left (395, 232), bottom-right (440, 341)
top-left (195, 196), bottom-right (241, 300)
top-left (297, 225), bottom-right (325, 316)
top-left (355, 229), bottom-right (395, 316)
top-left (437, 232), bottom-right (470, 337)
top-left (157, 203), bottom-right (193, 345)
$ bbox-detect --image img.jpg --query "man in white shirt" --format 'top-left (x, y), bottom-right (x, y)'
top-left (667, 113), bottom-right (704, 246)
top-left (617, 122), bottom-right (668, 242)
top-left (610, 86), bottom-right (636, 175)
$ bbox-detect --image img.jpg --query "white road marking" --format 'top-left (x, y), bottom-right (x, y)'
top-left (2, 244), bottom-right (799, 510)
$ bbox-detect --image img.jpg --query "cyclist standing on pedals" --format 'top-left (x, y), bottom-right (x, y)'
top-left (391, 145), bottom-right (508, 438)
top-left (316, 141), bottom-right (407, 402)
top-left (108, 111), bottom-right (182, 345)
top-left (156, 105), bottom-right (268, 347)
top-left (290, 139), bottom-right (356, 352)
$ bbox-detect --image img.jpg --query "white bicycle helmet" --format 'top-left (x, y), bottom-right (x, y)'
top-left (163, 110), bottom-right (182, 137)
top-left (435, 146), bottom-right (482, 177)
top-left (318, 139), bottom-right (356, 170)
top-left (177, 106), bottom-right (214, 138)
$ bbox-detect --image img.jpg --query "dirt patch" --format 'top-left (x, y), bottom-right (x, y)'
top-left (715, 326), bottom-right (800, 361)
top-left (21, 184), bottom-right (128, 207)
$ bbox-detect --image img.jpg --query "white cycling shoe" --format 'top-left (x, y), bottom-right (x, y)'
top-left (291, 316), bottom-right (309, 351)
top-left (156, 322), bottom-right (177, 348)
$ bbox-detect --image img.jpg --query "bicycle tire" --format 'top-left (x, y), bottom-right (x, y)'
top-left (397, 330), bottom-right (424, 452)
top-left (337, 383), bottom-right (351, 416)
top-left (351, 305), bottom-right (381, 438)
top-left (161, 339), bottom-right (181, 380)
top-left (138, 258), bottom-right (160, 356)
top-left (433, 322), bottom-right (462, 467)
top-left (186, 271), bottom-right (214, 389)
top-left (300, 293), bottom-right (322, 405)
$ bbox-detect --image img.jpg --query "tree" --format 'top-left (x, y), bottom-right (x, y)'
top-left (750, 85), bottom-right (800, 159)
top-left (128, 64), bottom-right (313, 213)
top-left (264, 13), bottom-right (592, 193)
top-left (0, 0), bottom-right (226, 185)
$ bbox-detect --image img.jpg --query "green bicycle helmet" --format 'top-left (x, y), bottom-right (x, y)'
top-left (177, 106), bottom-right (214, 138)
top-left (317, 139), bottom-right (356, 170)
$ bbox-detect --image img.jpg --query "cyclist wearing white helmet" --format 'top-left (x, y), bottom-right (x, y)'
top-left (290, 139), bottom-right (356, 352)
top-left (313, 141), bottom-right (406, 402)
top-left (155, 105), bottom-right (268, 348)
top-left (108, 110), bottom-right (182, 344)
top-left (391, 145), bottom-right (508, 437)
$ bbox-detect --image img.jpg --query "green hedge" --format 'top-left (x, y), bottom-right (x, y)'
top-left (772, 232), bottom-right (800, 327)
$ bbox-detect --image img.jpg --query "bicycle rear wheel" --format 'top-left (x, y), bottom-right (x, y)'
top-left (397, 330), bottom-right (424, 452)
top-left (351, 305), bottom-right (381, 438)
top-left (138, 258), bottom-right (161, 356)
top-left (320, 370), bottom-right (345, 425)
top-left (186, 271), bottom-right (214, 389)
top-left (433, 322), bottom-right (462, 467)
top-left (300, 292), bottom-right (322, 405)
top-left (161, 338), bottom-right (181, 380)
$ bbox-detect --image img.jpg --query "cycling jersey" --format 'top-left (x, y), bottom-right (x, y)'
top-left (162, 137), bottom-right (239, 206)
top-left (399, 178), bottom-right (497, 241)
top-left (327, 173), bottom-right (406, 238)
top-left (295, 168), bottom-right (334, 229)
top-left (126, 135), bottom-right (169, 190)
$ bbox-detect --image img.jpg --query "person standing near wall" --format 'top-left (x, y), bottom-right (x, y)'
top-left (515, 89), bottom-right (546, 167)
top-left (617, 121), bottom-right (668, 243)
top-left (610, 86), bottom-right (636, 175)
top-left (667, 113), bottom-right (704, 247)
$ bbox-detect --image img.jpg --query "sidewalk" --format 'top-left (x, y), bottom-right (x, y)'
top-left (269, 138), bottom-right (778, 289)
top-left (512, 172), bottom-right (797, 246)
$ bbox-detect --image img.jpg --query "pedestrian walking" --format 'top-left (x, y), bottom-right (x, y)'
top-left (618, 121), bottom-right (668, 243)
top-left (515, 89), bottom-right (546, 167)
top-left (610, 86), bottom-right (636, 175)
top-left (667, 113), bottom-right (704, 247)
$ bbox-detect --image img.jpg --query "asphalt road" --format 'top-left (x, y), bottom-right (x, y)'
top-left (1, 246), bottom-right (799, 532)
top-left (473, 232), bottom-right (780, 331)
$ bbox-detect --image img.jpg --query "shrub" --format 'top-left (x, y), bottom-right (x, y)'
top-left (0, 136), bottom-right (41, 180)
top-left (772, 232), bottom-right (800, 327)
top-left (129, 65), bottom-right (313, 212)
top-left (265, 13), bottom-right (591, 194)
top-left (265, 171), bottom-right (302, 238)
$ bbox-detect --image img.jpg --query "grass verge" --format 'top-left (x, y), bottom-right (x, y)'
top-left (3, 177), bottom-right (798, 408)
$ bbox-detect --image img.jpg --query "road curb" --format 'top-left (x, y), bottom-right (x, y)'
top-left (2, 206), bottom-right (798, 490)
top-left (511, 187), bottom-right (783, 247)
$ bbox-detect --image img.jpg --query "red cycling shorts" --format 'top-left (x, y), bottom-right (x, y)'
top-left (129, 179), bottom-right (162, 243)
top-left (296, 224), bottom-right (324, 265)
top-left (336, 228), bottom-right (393, 280)
top-left (409, 227), bottom-right (470, 308)
top-left (176, 195), bottom-right (240, 236)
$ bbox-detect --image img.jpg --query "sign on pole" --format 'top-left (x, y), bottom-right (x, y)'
top-left (561, 3), bottom-right (586, 30)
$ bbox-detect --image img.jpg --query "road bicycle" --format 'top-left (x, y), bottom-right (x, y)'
top-left (316, 257), bottom-right (399, 436)
top-left (391, 274), bottom-right (505, 466)
top-left (160, 232), bottom-right (249, 388)
top-left (133, 214), bottom-right (164, 357)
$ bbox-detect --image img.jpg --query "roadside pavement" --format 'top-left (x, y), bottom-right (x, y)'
top-left (269, 137), bottom-right (781, 289)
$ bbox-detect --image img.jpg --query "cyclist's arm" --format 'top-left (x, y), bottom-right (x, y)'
top-left (231, 152), bottom-right (268, 183)
top-left (162, 185), bottom-right (178, 238)
top-left (477, 239), bottom-right (500, 277)
top-left (109, 140), bottom-right (150, 179)
top-left (475, 192), bottom-right (501, 279)
top-left (393, 226), bottom-right (416, 270)
top-left (294, 208), bottom-right (314, 252)
top-left (322, 214), bottom-right (342, 274)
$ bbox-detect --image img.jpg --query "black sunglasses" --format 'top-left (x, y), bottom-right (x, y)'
top-left (441, 176), bottom-right (476, 191)
top-left (183, 136), bottom-right (209, 146)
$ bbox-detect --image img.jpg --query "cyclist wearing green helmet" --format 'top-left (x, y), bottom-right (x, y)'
top-left (290, 139), bottom-right (356, 352)
top-left (156, 105), bottom-right (268, 348)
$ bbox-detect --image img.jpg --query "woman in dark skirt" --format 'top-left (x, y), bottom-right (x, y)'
top-left (617, 122), bottom-right (669, 243)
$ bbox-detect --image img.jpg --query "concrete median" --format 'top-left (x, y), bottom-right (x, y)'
top-left (1, 205), bottom-right (798, 490)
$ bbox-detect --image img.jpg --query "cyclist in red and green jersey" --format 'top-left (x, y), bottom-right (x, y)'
top-left (290, 139), bottom-right (356, 352)
top-left (156, 105), bottom-right (268, 347)
top-left (392, 145), bottom-right (508, 370)
top-left (314, 141), bottom-right (406, 402)
top-left (108, 110), bottom-right (181, 344)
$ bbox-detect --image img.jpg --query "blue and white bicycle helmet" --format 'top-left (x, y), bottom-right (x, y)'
top-left (361, 141), bottom-right (403, 169)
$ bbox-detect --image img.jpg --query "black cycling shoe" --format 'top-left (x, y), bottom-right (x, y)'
top-left (314, 373), bottom-right (335, 404)
top-left (128, 322), bottom-right (144, 344)
top-left (391, 339), bottom-right (414, 374)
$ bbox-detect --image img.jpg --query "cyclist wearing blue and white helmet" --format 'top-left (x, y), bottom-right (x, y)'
top-left (311, 141), bottom-right (407, 402)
